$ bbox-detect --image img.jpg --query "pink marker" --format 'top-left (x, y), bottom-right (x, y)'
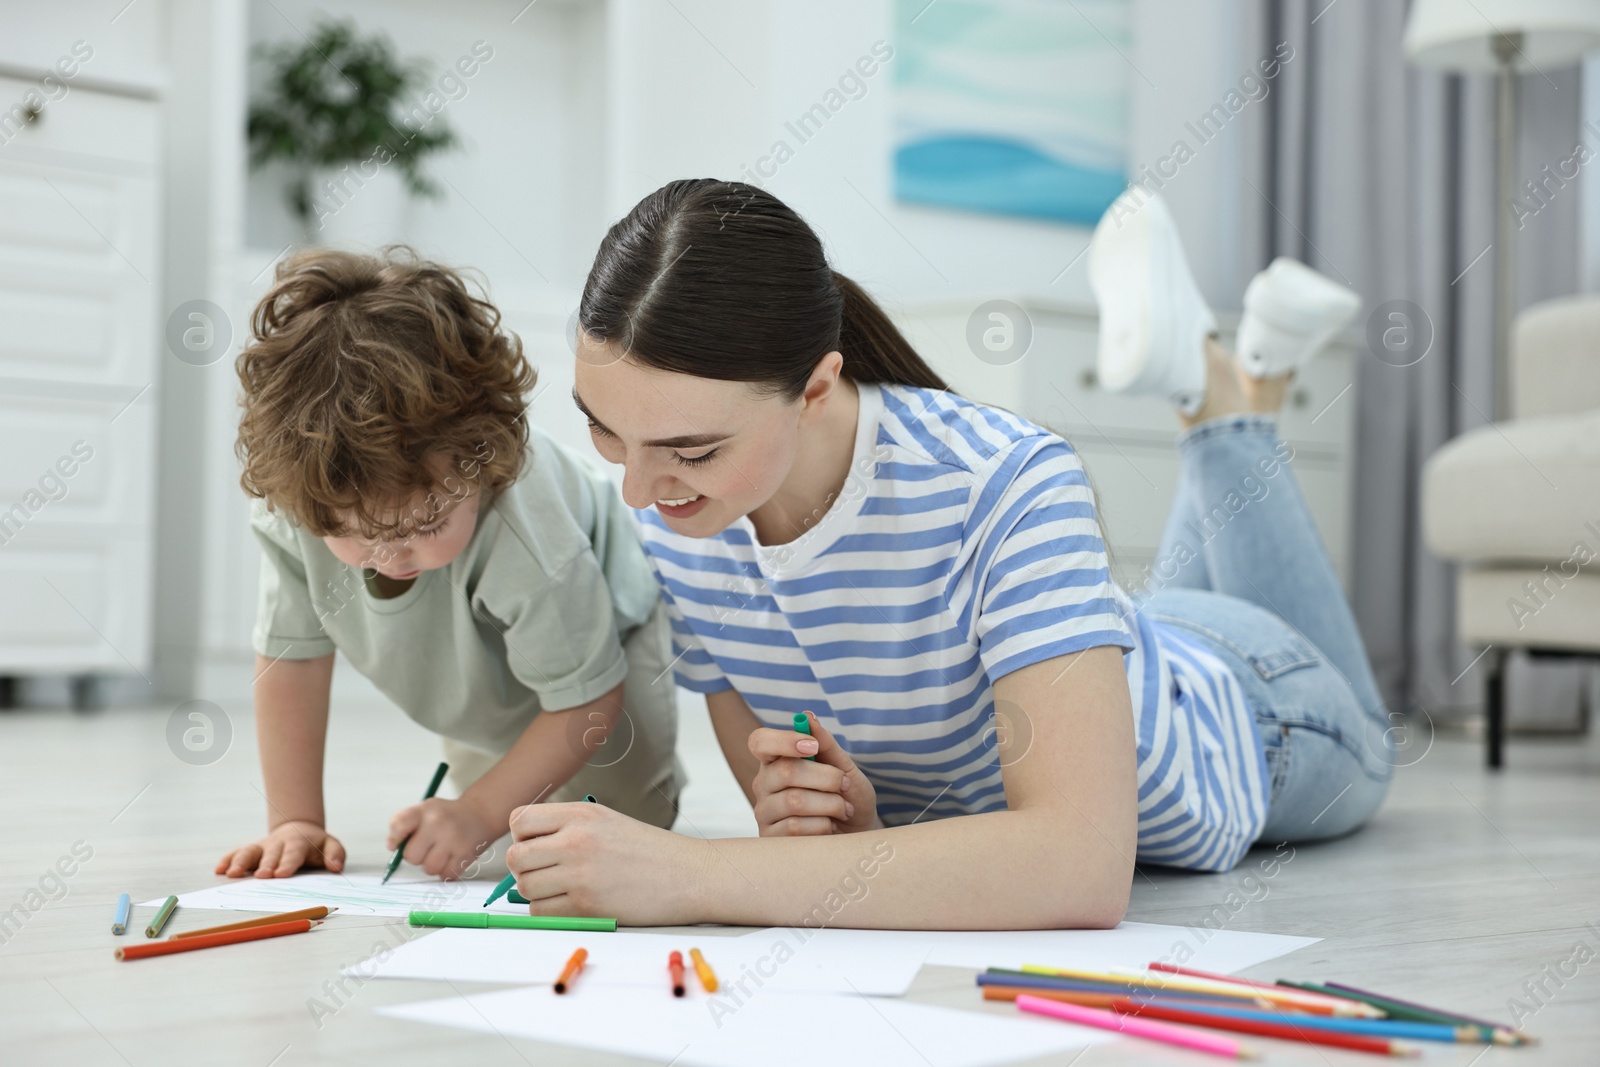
top-left (1015, 994), bottom-right (1256, 1060)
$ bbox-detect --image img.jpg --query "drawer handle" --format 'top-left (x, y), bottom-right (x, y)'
top-left (23, 104), bottom-right (42, 127)
top-left (1291, 387), bottom-right (1310, 409)
top-left (1079, 369), bottom-right (1098, 390)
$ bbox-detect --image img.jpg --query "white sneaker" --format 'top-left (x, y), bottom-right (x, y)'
top-left (1088, 189), bottom-right (1216, 416)
top-left (1236, 258), bottom-right (1361, 378)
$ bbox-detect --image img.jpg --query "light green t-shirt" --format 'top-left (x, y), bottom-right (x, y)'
top-left (250, 426), bottom-right (661, 754)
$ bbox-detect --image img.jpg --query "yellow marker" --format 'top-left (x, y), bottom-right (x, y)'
top-left (689, 947), bottom-right (718, 992)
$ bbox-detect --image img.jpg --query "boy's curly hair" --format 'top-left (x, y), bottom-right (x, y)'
top-left (236, 247), bottom-right (536, 539)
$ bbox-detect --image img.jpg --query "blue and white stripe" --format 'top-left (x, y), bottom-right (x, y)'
top-left (636, 383), bottom-right (1268, 871)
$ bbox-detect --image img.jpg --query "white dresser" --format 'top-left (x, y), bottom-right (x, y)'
top-left (896, 298), bottom-right (1356, 595)
top-left (0, 73), bottom-right (161, 705)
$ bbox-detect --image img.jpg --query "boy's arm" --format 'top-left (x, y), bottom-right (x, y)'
top-left (457, 681), bottom-right (627, 832)
top-left (256, 652), bottom-right (336, 826)
top-left (218, 652), bottom-right (344, 878)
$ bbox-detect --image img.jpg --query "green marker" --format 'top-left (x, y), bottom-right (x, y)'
top-left (484, 794), bottom-right (600, 907)
top-left (384, 761), bottom-right (450, 885)
top-left (793, 712), bottom-right (816, 760)
top-left (145, 895), bottom-right (178, 938)
top-left (484, 873), bottom-right (516, 908)
top-left (410, 910), bottom-right (616, 932)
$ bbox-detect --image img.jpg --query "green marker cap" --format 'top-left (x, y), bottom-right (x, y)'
top-left (792, 711), bottom-right (816, 760)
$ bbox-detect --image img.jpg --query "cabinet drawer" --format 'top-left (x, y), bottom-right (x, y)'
top-left (0, 263), bottom-right (156, 386)
top-left (0, 385), bottom-right (155, 530)
top-left (0, 74), bottom-right (158, 169)
top-left (0, 535), bottom-right (152, 671)
top-left (0, 161), bottom-right (158, 287)
top-left (1071, 440), bottom-right (1350, 594)
top-left (898, 302), bottom-right (1356, 454)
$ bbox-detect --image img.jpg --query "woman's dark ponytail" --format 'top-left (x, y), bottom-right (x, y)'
top-left (580, 179), bottom-right (947, 397)
top-left (832, 271), bottom-right (948, 390)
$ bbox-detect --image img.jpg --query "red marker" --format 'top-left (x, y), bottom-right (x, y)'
top-left (668, 950), bottom-right (686, 997)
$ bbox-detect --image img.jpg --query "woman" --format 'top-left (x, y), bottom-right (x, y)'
top-left (504, 179), bottom-right (1391, 929)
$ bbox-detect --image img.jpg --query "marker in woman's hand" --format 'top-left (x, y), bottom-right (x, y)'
top-left (792, 712), bottom-right (817, 760)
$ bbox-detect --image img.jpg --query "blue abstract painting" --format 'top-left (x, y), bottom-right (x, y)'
top-left (893, 0), bottom-right (1131, 227)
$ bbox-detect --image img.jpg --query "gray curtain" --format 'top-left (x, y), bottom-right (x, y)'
top-left (1236, 0), bottom-right (1585, 721)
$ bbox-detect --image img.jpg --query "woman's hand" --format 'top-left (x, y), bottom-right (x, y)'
top-left (216, 820), bottom-right (346, 879)
top-left (506, 801), bottom-right (709, 925)
top-left (386, 797), bottom-right (498, 880)
top-left (748, 711), bottom-right (880, 836)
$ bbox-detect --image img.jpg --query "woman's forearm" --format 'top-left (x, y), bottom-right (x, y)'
top-left (253, 653), bottom-right (335, 828)
top-left (693, 806), bottom-right (1132, 930)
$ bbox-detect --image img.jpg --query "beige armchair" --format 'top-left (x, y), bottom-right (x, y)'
top-left (1422, 294), bottom-right (1600, 767)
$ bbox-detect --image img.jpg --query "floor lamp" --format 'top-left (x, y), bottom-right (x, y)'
top-left (1403, 0), bottom-right (1600, 418)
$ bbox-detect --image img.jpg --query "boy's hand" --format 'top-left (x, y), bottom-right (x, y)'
top-left (748, 711), bottom-right (881, 836)
top-left (216, 821), bottom-right (347, 879)
top-left (386, 797), bottom-right (498, 881)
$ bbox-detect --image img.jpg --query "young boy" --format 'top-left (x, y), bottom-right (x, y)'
top-left (216, 248), bottom-right (682, 882)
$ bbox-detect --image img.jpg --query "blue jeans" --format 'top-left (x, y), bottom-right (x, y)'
top-left (1134, 415), bottom-right (1393, 843)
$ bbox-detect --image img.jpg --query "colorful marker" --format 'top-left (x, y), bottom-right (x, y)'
top-left (408, 911), bottom-right (617, 932)
top-left (792, 712), bottom-right (816, 760)
top-left (111, 893), bottom-right (130, 936)
top-left (689, 947), bottom-right (719, 992)
top-left (669, 950), bottom-right (686, 996)
top-left (145, 895), bottom-right (178, 938)
top-left (554, 948), bottom-right (588, 994)
top-left (484, 874), bottom-right (516, 908)
top-left (383, 761), bottom-right (450, 885)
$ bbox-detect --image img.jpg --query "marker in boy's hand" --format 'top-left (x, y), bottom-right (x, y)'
top-left (747, 711), bottom-right (880, 837)
top-left (385, 796), bottom-right (498, 881)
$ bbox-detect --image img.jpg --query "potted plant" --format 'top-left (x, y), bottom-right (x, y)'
top-left (247, 20), bottom-right (457, 242)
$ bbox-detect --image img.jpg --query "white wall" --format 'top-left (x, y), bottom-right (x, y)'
top-left (602, 0), bottom-right (1247, 314)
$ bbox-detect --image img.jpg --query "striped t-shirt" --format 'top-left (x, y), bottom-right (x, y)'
top-left (636, 383), bottom-right (1269, 872)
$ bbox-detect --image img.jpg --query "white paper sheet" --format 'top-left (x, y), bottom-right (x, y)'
top-left (143, 873), bottom-right (531, 917)
top-left (377, 983), bottom-right (1113, 1067)
top-left (739, 920), bottom-right (1318, 975)
top-left (347, 925), bottom-right (926, 996)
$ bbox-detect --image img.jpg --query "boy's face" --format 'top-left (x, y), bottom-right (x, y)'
top-left (320, 457), bottom-right (482, 580)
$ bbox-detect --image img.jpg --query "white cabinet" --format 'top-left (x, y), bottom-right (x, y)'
top-left (0, 74), bottom-right (161, 688)
top-left (896, 298), bottom-right (1356, 594)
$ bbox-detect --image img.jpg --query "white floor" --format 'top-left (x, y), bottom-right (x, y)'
top-left (2, 690), bottom-right (1597, 1065)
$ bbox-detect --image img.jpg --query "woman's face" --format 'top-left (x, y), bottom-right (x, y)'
top-left (572, 337), bottom-right (807, 538)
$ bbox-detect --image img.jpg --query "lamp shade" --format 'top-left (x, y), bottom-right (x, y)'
top-left (1404, 0), bottom-right (1600, 72)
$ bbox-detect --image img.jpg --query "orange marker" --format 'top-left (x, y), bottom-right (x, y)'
top-left (115, 919), bottom-right (318, 960)
top-left (689, 947), bottom-right (718, 992)
top-left (554, 948), bottom-right (588, 994)
top-left (668, 950), bottom-right (686, 996)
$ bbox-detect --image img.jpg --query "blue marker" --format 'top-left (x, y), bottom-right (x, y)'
top-left (111, 893), bottom-right (130, 935)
